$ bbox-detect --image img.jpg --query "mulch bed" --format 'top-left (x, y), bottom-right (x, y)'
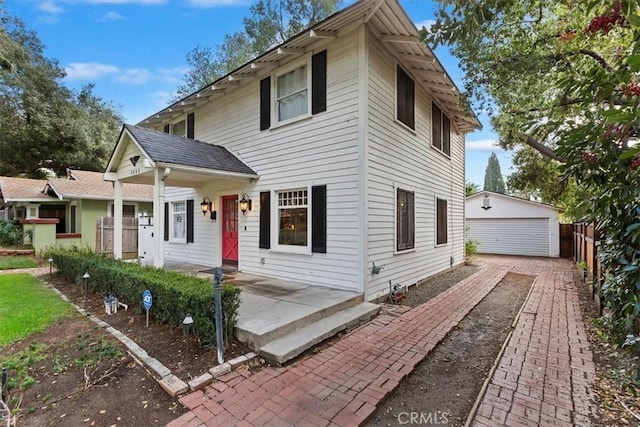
top-left (45, 274), bottom-right (253, 382)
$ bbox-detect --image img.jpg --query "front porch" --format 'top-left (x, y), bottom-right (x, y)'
top-left (165, 261), bottom-right (379, 364)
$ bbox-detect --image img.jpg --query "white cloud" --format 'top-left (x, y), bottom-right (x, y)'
top-left (98, 11), bottom-right (125, 21)
top-left (65, 62), bottom-right (120, 80)
top-left (38, 0), bottom-right (64, 14)
top-left (186, 0), bottom-right (250, 7)
top-left (156, 66), bottom-right (190, 83)
top-left (466, 139), bottom-right (503, 151)
top-left (415, 19), bottom-right (435, 31)
top-left (117, 68), bottom-right (154, 84)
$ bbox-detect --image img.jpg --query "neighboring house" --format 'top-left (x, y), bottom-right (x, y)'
top-left (466, 191), bottom-right (560, 258)
top-left (104, 0), bottom-right (481, 301)
top-left (0, 170), bottom-right (153, 252)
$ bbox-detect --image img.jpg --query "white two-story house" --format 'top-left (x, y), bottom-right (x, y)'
top-left (104, 0), bottom-right (480, 302)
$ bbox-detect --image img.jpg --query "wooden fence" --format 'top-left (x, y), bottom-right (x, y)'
top-left (96, 216), bottom-right (138, 260)
top-left (574, 222), bottom-right (603, 314)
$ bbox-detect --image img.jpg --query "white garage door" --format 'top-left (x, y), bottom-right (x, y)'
top-left (467, 218), bottom-right (549, 257)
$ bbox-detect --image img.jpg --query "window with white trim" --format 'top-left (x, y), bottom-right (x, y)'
top-left (397, 188), bottom-right (415, 251)
top-left (277, 189), bottom-right (308, 246)
top-left (432, 102), bottom-right (451, 156)
top-left (436, 198), bottom-right (448, 245)
top-left (172, 201), bottom-right (186, 241)
top-left (171, 120), bottom-right (186, 137)
top-left (276, 65), bottom-right (308, 122)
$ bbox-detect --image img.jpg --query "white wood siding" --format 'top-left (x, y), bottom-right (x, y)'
top-left (179, 28), bottom-right (363, 291)
top-left (365, 32), bottom-right (466, 300)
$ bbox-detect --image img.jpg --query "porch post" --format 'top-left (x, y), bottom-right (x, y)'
top-left (153, 168), bottom-right (166, 268)
top-left (113, 179), bottom-right (123, 259)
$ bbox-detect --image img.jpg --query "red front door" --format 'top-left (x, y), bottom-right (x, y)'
top-left (222, 195), bottom-right (238, 267)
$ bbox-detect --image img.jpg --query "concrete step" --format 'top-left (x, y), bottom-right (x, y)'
top-left (259, 302), bottom-right (381, 365)
top-left (236, 291), bottom-right (362, 349)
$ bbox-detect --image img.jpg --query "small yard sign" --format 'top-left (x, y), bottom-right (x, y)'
top-left (143, 289), bottom-right (152, 327)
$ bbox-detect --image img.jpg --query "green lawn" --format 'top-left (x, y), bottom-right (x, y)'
top-left (0, 256), bottom-right (37, 270)
top-left (0, 274), bottom-right (72, 346)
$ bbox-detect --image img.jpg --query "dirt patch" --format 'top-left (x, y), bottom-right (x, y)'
top-left (0, 313), bottom-right (185, 427)
top-left (367, 272), bottom-right (534, 427)
top-left (402, 264), bottom-right (481, 307)
top-left (46, 275), bottom-right (252, 381)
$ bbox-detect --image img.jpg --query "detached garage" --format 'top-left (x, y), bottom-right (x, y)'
top-left (466, 191), bottom-right (560, 258)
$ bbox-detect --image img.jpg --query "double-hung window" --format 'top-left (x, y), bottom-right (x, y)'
top-left (397, 188), bottom-right (415, 251)
top-left (276, 65), bottom-right (309, 123)
top-left (277, 189), bottom-right (308, 247)
top-left (172, 201), bottom-right (186, 241)
top-left (432, 102), bottom-right (451, 156)
top-left (396, 65), bottom-right (415, 130)
top-left (171, 120), bottom-right (186, 138)
top-left (436, 198), bottom-right (448, 245)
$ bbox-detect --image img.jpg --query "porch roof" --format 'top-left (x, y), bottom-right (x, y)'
top-left (119, 124), bottom-right (258, 177)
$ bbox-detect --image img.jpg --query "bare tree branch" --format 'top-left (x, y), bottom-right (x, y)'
top-left (524, 135), bottom-right (566, 163)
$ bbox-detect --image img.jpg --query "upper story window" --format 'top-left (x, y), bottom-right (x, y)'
top-left (432, 102), bottom-right (451, 156)
top-left (277, 65), bottom-right (309, 122)
top-left (260, 50), bottom-right (327, 131)
top-left (171, 120), bottom-right (186, 138)
top-left (396, 65), bottom-right (415, 130)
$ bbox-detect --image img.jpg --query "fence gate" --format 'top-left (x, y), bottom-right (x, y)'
top-left (559, 224), bottom-right (574, 258)
top-left (96, 216), bottom-right (139, 260)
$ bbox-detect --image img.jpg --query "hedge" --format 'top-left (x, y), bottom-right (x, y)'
top-left (48, 248), bottom-right (241, 346)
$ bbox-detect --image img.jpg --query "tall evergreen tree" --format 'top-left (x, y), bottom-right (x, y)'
top-left (483, 153), bottom-right (506, 194)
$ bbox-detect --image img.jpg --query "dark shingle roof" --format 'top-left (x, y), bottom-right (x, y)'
top-left (124, 124), bottom-right (257, 176)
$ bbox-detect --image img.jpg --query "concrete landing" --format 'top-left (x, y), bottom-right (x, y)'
top-left (231, 272), bottom-right (363, 349)
top-left (260, 302), bottom-right (380, 365)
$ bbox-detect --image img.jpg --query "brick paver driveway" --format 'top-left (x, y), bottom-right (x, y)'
top-left (170, 256), bottom-right (596, 427)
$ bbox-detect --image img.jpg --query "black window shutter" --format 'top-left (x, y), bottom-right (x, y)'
top-left (259, 191), bottom-right (271, 249)
top-left (260, 77), bottom-right (271, 131)
top-left (311, 185), bottom-right (327, 253)
top-left (406, 75), bottom-right (415, 130)
top-left (443, 114), bottom-right (451, 156)
top-left (186, 199), bottom-right (194, 243)
top-left (164, 202), bottom-right (169, 241)
top-left (187, 113), bottom-right (195, 139)
top-left (407, 191), bottom-right (415, 249)
top-left (163, 124), bottom-right (170, 133)
top-left (312, 50), bottom-right (327, 115)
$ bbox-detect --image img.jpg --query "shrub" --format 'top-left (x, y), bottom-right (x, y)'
top-left (0, 220), bottom-right (23, 246)
top-left (47, 248), bottom-right (241, 346)
top-left (465, 239), bottom-right (479, 265)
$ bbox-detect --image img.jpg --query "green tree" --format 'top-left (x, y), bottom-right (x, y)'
top-left (0, 15), bottom-right (122, 177)
top-left (483, 152), bottom-right (506, 194)
top-left (465, 180), bottom-right (480, 196)
top-left (175, 0), bottom-right (341, 99)
top-left (427, 0), bottom-right (640, 345)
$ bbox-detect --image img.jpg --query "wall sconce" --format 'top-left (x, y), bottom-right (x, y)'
top-left (239, 193), bottom-right (252, 215)
top-left (482, 194), bottom-right (492, 210)
top-left (200, 197), bottom-right (216, 222)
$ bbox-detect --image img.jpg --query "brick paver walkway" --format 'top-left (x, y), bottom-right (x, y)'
top-left (472, 256), bottom-right (596, 427)
top-left (169, 256), bottom-right (596, 427)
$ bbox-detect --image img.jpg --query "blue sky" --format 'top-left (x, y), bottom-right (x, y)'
top-left (7, 0), bottom-right (512, 186)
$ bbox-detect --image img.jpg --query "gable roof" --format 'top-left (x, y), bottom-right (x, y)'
top-left (138, 0), bottom-right (481, 133)
top-left (0, 176), bottom-right (53, 203)
top-left (121, 124), bottom-right (258, 176)
top-left (47, 170), bottom-right (153, 201)
top-left (466, 190), bottom-right (559, 211)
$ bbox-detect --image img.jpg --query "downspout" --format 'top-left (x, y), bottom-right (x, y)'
top-left (357, 24), bottom-right (370, 299)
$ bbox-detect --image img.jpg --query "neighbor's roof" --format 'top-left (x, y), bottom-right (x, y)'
top-left (124, 124), bottom-right (258, 176)
top-left (138, 0), bottom-right (481, 133)
top-left (47, 170), bottom-right (153, 201)
top-left (467, 190), bottom-right (560, 210)
top-left (0, 176), bottom-right (52, 203)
